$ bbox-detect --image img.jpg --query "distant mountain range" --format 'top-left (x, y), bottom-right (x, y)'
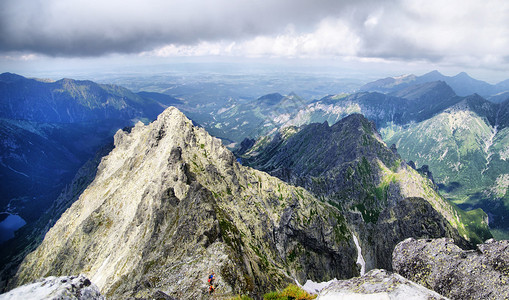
top-left (214, 75), bottom-right (509, 239)
top-left (359, 70), bottom-right (509, 98)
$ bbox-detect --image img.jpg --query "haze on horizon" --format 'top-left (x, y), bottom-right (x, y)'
top-left (1, 0), bottom-right (509, 83)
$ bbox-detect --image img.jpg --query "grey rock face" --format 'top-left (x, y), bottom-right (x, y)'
top-left (11, 107), bottom-right (358, 299)
top-left (393, 238), bottom-right (509, 299)
top-left (373, 197), bottom-right (469, 270)
top-left (317, 269), bottom-right (447, 300)
top-left (0, 274), bottom-right (103, 300)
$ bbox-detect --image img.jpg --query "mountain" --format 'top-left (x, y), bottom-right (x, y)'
top-left (248, 82), bottom-right (509, 239)
top-left (188, 79), bottom-right (480, 145)
top-left (202, 92), bottom-right (311, 144)
top-left (238, 114), bottom-right (491, 270)
top-left (389, 80), bottom-right (455, 101)
top-left (257, 93), bottom-right (285, 106)
top-left (387, 80), bottom-right (464, 123)
top-left (358, 74), bottom-right (417, 93)
top-left (360, 70), bottom-right (503, 97)
top-left (444, 71), bottom-right (494, 96)
top-left (0, 73), bottom-right (164, 123)
top-left (258, 81), bottom-right (459, 135)
top-left (385, 95), bottom-right (509, 238)
top-left (0, 73), bottom-right (175, 244)
top-left (191, 80), bottom-right (508, 239)
top-left (272, 92), bottom-right (409, 131)
top-left (496, 79), bottom-right (509, 92)
top-left (10, 107), bottom-right (361, 299)
top-left (488, 91), bottom-right (509, 104)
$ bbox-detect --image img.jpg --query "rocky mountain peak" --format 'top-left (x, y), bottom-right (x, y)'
top-left (11, 106), bottom-right (359, 299)
top-left (240, 112), bottom-right (491, 271)
top-left (390, 81), bottom-right (456, 102)
top-left (257, 93), bottom-right (284, 106)
top-left (0, 72), bottom-right (25, 83)
top-left (454, 71), bottom-right (471, 79)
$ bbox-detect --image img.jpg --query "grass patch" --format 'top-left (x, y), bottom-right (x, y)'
top-left (263, 284), bottom-right (317, 300)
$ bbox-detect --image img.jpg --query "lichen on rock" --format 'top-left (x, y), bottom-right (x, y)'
top-left (393, 237), bottom-right (509, 299)
top-left (317, 269), bottom-right (447, 300)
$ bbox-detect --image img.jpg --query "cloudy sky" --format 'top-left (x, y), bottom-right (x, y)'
top-left (1, 0), bottom-right (509, 82)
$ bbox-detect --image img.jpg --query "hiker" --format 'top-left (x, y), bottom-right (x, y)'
top-left (207, 271), bottom-right (216, 294)
top-left (208, 272), bottom-right (215, 285)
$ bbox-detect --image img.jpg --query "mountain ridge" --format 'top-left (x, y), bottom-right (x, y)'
top-left (11, 107), bottom-right (360, 299)
top-left (360, 70), bottom-right (506, 97)
top-left (0, 73), bottom-right (180, 240)
top-left (239, 113), bottom-right (491, 270)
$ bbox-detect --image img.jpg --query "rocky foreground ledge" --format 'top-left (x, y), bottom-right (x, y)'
top-left (0, 275), bottom-right (103, 300)
top-left (317, 269), bottom-right (447, 299)
top-left (393, 238), bottom-right (509, 299)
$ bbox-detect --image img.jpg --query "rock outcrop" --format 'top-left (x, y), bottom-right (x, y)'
top-left (393, 238), bottom-right (509, 299)
top-left (0, 275), bottom-right (103, 300)
top-left (317, 269), bottom-right (447, 300)
top-left (10, 107), bottom-right (358, 299)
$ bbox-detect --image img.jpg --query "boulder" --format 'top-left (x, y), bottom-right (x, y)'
top-left (317, 269), bottom-right (447, 299)
top-left (393, 238), bottom-right (509, 299)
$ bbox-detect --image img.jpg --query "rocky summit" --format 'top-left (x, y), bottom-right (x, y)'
top-left (317, 269), bottom-right (447, 300)
top-left (393, 238), bottom-right (509, 299)
top-left (10, 107), bottom-right (360, 299)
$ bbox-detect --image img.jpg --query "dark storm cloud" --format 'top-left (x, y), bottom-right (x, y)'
top-left (0, 0), bottom-right (386, 57)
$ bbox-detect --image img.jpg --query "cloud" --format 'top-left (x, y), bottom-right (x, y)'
top-left (0, 0), bottom-right (372, 56)
top-left (1, 0), bottom-right (509, 73)
top-left (142, 18), bottom-right (361, 58)
top-left (351, 0), bottom-right (509, 63)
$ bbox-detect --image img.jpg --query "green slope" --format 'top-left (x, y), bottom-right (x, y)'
top-left (385, 101), bottom-right (509, 239)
